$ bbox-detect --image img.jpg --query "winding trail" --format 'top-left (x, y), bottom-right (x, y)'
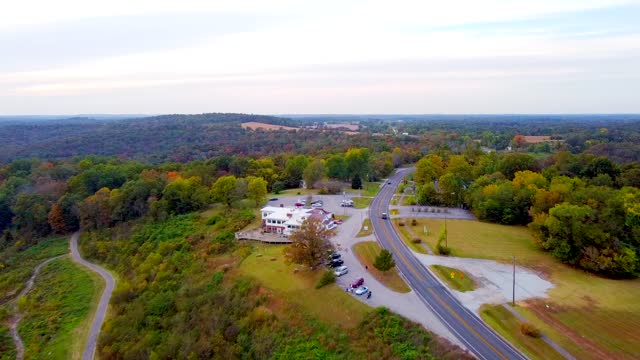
top-left (70, 232), bottom-right (115, 360)
top-left (8, 255), bottom-right (65, 360)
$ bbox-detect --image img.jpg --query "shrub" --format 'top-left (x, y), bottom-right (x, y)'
top-left (411, 219), bottom-right (417, 226)
top-left (374, 249), bottom-right (396, 271)
top-left (315, 270), bottom-right (336, 289)
top-left (398, 221), bottom-right (405, 227)
top-left (520, 322), bottom-right (542, 338)
top-left (412, 238), bottom-right (422, 244)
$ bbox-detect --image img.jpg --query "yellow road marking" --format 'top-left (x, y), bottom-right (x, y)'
top-left (372, 185), bottom-right (511, 360)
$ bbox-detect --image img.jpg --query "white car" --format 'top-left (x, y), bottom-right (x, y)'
top-left (334, 266), bottom-right (348, 277)
top-left (354, 286), bottom-right (369, 295)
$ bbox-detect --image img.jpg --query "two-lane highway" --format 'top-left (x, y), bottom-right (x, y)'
top-left (370, 169), bottom-right (527, 360)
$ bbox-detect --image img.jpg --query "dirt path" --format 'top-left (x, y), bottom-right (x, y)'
top-left (70, 232), bottom-right (115, 360)
top-left (8, 255), bottom-right (65, 360)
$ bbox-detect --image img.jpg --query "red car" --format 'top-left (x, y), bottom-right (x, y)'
top-left (350, 277), bottom-right (364, 288)
top-left (294, 202), bottom-right (305, 207)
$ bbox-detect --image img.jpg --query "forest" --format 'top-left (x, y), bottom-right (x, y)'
top-left (0, 113), bottom-right (639, 357)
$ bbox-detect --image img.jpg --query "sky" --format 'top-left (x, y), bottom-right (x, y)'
top-left (2, 0), bottom-right (640, 115)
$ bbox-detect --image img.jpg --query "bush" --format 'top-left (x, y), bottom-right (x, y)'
top-left (412, 238), bottom-right (422, 244)
top-left (520, 322), bottom-right (542, 338)
top-left (411, 219), bottom-right (417, 226)
top-left (398, 221), bottom-right (405, 227)
top-left (315, 270), bottom-right (335, 289)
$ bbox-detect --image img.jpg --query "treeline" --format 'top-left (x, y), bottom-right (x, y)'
top-left (0, 146), bottom-right (409, 248)
top-left (412, 150), bottom-right (640, 277)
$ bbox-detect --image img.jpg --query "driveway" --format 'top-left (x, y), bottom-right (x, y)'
top-left (328, 206), bottom-right (463, 347)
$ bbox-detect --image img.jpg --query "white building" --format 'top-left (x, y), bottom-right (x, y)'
top-left (261, 206), bottom-right (335, 236)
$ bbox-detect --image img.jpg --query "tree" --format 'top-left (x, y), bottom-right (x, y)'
top-left (325, 154), bottom-right (348, 181)
top-left (283, 155), bottom-right (309, 188)
top-left (12, 193), bottom-right (51, 241)
top-left (211, 175), bottom-right (238, 207)
top-left (498, 153), bottom-right (536, 179)
top-left (303, 159), bottom-right (325, 189)
top-left (373, 249), bottom-right (395, 271)
top-left (48, 203), bottom-right (68, 234)
top-left (415, 155), bottom-right (444, 185)
top-left (284, 218), bottom-right (335, 268)
top-left (246, 176), bottom-right (268, 206)
top-left (416, 182), bottom-right (439, 205)
top-left (351, 174), bottom-right (362, 190)
top-left (345, 148), bottom-right (370, 180)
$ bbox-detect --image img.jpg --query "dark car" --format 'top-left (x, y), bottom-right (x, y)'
top-left (329, 252), bottom-right (341, 260)
top-left (269, 197), bottom-right (278, 201)
top-left (330, 259), bottom-right (344, 267)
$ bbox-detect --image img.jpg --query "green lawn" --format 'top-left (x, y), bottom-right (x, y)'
top-left (480, 304), bottom-right (565, 360)
top-left (356, 218), bottom-right (372, 237)
top-left (345, 181), bottom-right (382, 197)
top-left (239, 243), bottom-right (370, 328)
top-left (353, 197), bottom-right (372, 209)
top-left (430, 265), bottom-right (475, 292)
top-left (393, 219), bottom-right (428, 254)
top-left (399, 218), bottom-right (640, 360)
top-left (19, 257), bottom-right (103, 360)
top-left (352, 241), bottom-right (410, 293)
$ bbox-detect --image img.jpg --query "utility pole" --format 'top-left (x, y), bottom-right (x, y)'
top-left (444, 213), bottom-right (448, 248)
top-left (512, 256), bottom-right (516, 306)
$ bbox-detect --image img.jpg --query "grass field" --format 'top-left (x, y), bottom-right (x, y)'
top-left (356, 218), bottom-right (372, 237)
top-left (393, 220), bottom-right (428, 254)
top-left (19, 257), bottom-right (102, 360)
top-left (0, 237), bottom-right (69, 304)
top-left (240, 243), bottom-right (370, 328)
top-left (352, 241), bottom-right (410, 293)
top-left (398, 218), bottom-right (640, 359)
top-left (430, 265), bottom-right (475, 292)
top-left (480, 304), bottom-right (565, 360)
top-left (352, 197), bottom-right (372, 209)
top-left (401, 195), bottom-right (416, 205)
top-left (345, 181), bottom-right (382, 197)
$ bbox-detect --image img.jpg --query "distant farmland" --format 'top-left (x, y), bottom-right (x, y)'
top-left (241, 122), bottom-right (298, 131)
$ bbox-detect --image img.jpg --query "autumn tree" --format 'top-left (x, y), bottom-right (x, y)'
top-left (48, 203), bottom-right (68, 233)
top-left (284, 218), bottom-right (335, 269)
top-left (374, 249), bottom-right (395, 271)
top-left (326, 154), bottom-right (348, 181)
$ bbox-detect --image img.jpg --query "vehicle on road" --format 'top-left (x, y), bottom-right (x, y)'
top-left (387, 180), bottom-right (392, 185)
top-left (354, 286), bottom-right (369, 295)
top-left (340, 199), bottom-right (354, 207)
top-left (329, 252), bottom-right (341, 260)
top-left (334, 266), bottom-right (348, 277)
top-left (329, 259), bottom-right (344, 267)
top-left (381, 212), bottom-right (388, 219)
top-left (350, 277), bottom-right (364, 288)
top-left (268, 197), bottom-right (278, 201)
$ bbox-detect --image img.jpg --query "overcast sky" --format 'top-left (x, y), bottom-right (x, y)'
top-left (2, 0), bottom-right (640, 115)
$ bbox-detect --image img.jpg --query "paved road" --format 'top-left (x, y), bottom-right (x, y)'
top-left (370, 169), bottom-right (528, 360)
top-left (70, 232), bottom-right (115, 360)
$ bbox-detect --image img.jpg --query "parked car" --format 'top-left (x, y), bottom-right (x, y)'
top-left (312, 201), bottom-right (323, 208)
top-left (334, 219), bottom-right (344, 225)
top-left (269, 197), bottom-right (278, 201)
top-left (327, 222), bottom-right (337, 230)
top-left (350, 277), bottom-right (364, 288)
top-left (334, 266), bottom-right (348, 277)
top-left (329, 252), bottom-right (341, 260)
top-left (381, 212), bottom-right (388, 219)
top-left (330, 259), bottom-right (344, 267)
top-left (354, 286), bottom-right (369, 295)
top-left (340, 199), bottom-right (354, 207)
top-left (294, 202), bottom-right (305, 207)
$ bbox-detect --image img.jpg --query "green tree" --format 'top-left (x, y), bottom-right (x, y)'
top-left (373, 249), bottom-right (395, 271)
top-left (246, 176), bottom-right (268, 206)
top-left (415, 155), bottom-right (443, 185)
top-left (211, 175), bottom-right (238, 207)
top-left (325, 154), bottom-right (348, 181)
top-left (303, 159), bottom-right (325, 189)
top-left (283, 155), bottom-right (309, 188)
top-left (498, 153), bottom-right (536, 179)
top-left (345, 148), bottom-right (370, 180)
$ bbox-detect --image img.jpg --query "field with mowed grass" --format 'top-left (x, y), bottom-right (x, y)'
top-left (396, 218), bottom-right (640, 360)
top-left (430, 265), bottom-right (475, 292)
top-left (352, 241), bottom-right (410, 293)
top-left (356, 218), bottom-right (372, 237)
top-left (239, 243), bottom-right (369, 328)
top-left (19, 257), bottom-right (102, 360)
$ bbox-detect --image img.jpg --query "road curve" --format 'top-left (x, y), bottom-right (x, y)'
top-left (70, 232), bottom-right (115, 360)
top-left (9, 255), bottom-right (65, 360)
top-left (370, 169), bottom-right (528, 360)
